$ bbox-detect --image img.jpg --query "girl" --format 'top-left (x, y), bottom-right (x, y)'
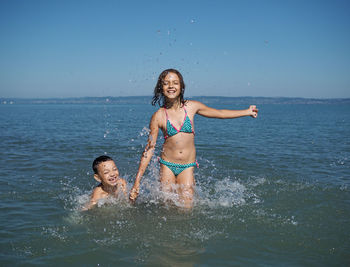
top-left (129, 69), bottom-right (258, 208)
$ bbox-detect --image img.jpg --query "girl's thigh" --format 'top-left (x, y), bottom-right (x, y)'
top-left (176, 167), bottom-right (195, 208)
top-left (159, 163), bottom-right (176, 192)
top-left (176, 167), bottom-right (195, 187)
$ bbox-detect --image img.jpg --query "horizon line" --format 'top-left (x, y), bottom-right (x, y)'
top-left (1, 95), bottom-right (349, 100)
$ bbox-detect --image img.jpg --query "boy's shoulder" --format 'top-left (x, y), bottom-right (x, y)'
top-left (92, 184), bottom-right (107, 196)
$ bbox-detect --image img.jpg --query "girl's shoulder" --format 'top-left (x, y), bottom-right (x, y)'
top-left (153, 107), bottom-right (165, 117)
top-left (185, 99), bottom-right (203, 106)
top-left (184, 100), bottom-right (203, 112)
top-left (150, 107), bottom-right (166, 124)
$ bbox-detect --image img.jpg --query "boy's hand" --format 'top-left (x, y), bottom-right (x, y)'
top-left (129, 185), bottom-right (139, 202)
top-left (249, 105), bottom-right (258, 118)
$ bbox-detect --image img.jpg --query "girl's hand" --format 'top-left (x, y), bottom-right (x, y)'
top-left (249, 105), bottom-right (258, 118)
top-left (129, 185), bottom-right (139, 202)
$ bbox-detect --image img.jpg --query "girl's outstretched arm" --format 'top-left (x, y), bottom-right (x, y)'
top-left (193, 101), bottom-right (258, 119)
top-left (129, 112), bottom-right (160, 202)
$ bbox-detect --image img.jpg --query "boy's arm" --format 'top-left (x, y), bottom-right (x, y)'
top-left (192, 100), bottom-right (258, 119)
top-left (129, 112), bottom-right (160, 201)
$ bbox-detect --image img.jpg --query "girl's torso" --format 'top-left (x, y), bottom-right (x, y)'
top-left (157, 101), bottom-right (196, 163)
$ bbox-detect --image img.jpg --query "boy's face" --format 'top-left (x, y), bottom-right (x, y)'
top-left (94, 160), bottom-right (120, 187)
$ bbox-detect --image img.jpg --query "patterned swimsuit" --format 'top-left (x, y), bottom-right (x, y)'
top-left (159, 107), bottom-right (198, 176)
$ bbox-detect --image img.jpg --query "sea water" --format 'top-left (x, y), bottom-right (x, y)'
top-left (0, 98), bottom-right (349, 266)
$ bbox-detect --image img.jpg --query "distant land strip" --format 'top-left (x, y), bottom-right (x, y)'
top-left (1, 96), bottom-right (349, 105)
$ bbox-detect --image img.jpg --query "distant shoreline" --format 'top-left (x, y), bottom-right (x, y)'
top-left (1, 96), bottom-right (349, 105)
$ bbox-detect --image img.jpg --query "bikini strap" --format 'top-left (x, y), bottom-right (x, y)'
top-left (164, 107), bottom-right (169, 119)
top-left (184, 106), bottom-right (195, 135)
top-left (163, 107), bottom-right (169, 139)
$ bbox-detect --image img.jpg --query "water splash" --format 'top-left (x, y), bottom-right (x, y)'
top-left (139, 127), bottom-right (150, 137)
top-left (196, 177), bottom-right (249, 208)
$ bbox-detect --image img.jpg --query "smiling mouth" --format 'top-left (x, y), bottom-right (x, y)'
top-left (108, 177), bottom-right (117, 184)
top-left (167, 90), bottom-right (176, 94)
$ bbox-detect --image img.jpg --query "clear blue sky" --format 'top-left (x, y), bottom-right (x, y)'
top-left (1, 0), bottom-right (349, 98)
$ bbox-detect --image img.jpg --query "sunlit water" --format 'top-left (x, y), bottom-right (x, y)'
top-left (0, 99), bottom-right (349, 266)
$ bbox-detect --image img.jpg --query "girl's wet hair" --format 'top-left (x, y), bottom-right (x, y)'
top-left (92, 155), bottom-right (113, 174)
top-left (152, 69), bottom-right (186, 107)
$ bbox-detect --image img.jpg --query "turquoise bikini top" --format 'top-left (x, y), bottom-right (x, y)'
top-left (164, 107), bottom-right (194, 139)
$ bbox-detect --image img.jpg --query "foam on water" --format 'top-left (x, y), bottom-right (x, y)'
top-left (58, 155), bottom-right (268, 257)
top-left (71, 157), bottom-right (260, 213)
top-left (61, 159), bottom-right (305, 260)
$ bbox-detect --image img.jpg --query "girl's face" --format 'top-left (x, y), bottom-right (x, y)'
top-left (162, 72), bottom-right (181, 99)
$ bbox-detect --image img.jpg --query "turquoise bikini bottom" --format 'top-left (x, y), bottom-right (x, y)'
top-left (159, 158), bottom-right (199, 176)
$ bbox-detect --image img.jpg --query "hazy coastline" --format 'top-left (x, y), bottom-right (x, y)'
top-left (1, 96), bottom-right (349, 105)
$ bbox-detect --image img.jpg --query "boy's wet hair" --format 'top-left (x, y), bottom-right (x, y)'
top-left (152, 68), bottom-right (187, 107)
top-left (92, 155), bottom-right (113, 174)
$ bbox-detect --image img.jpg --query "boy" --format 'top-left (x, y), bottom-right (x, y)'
top-left (84, 155), bottom-right (127, 210)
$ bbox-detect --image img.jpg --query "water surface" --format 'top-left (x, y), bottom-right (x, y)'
top-left (0, 99), bottom-right (349, 266)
